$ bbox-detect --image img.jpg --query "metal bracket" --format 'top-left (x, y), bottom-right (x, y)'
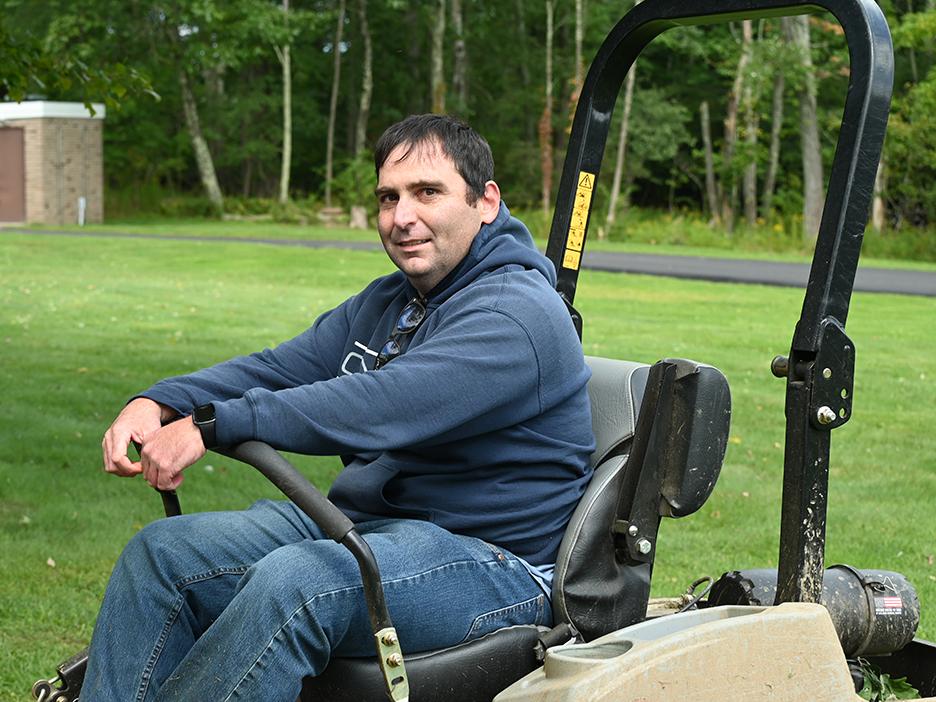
top-left (808, 318), bottom-right (855, 430)
top-left (374, 627), bottom-right (410, 701)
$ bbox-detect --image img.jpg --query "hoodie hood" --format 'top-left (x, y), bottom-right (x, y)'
top-left (421, 202), bottom-right (557, 304)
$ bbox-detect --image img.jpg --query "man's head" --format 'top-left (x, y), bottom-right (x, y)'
top-left (374, 114), bottom-right (494, 204)
top-left (373, 115), bottom-right (501, 295)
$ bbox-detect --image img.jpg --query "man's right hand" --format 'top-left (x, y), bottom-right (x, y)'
top-left (102, 398), bottom-right (167, 477)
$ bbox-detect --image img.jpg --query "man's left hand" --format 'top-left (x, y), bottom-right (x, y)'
top-left (139, 418), bottom-right (206, 491)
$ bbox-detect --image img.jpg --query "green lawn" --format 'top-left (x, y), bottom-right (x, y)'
top-left (2, 231), bottom-right (935, 699)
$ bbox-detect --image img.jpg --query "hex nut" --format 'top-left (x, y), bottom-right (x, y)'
top-left (636, 538), bottom-right (652, 555)
top-left (816, 406), bottom-right (836, 425)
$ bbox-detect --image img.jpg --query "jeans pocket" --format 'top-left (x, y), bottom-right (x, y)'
top-left (462, 594), bottom-right (546, 642)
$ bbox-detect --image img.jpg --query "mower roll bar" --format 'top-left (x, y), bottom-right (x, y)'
top-left (545, 0), bottom-right (893, 604)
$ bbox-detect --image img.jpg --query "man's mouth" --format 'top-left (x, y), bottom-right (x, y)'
top-left (397, 239), bottom-right (430, 250)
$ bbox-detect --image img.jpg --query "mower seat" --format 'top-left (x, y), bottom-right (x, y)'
top-left (302, 356), bottom-right (731, 701)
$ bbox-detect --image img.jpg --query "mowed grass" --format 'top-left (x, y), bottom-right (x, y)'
top-left (2, 231), bottom-right (935, 699)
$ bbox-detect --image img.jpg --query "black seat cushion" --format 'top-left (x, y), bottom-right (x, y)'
top-left (301, 625), bottom-right (544, 702)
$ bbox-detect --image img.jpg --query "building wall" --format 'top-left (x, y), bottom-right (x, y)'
top-left (4, 117), bottom-right (104, 225)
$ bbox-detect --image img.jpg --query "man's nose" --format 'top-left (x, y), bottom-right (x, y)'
top-left (393, 195), bottom-right (418, 230)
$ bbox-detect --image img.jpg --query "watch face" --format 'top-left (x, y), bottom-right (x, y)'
top-left (194, 404), bottom-right (215, 424)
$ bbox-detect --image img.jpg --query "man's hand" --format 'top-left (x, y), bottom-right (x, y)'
top-left (102, 398), bottom-right (165, 477)
top-left (138, 418), bottom-right (206, 491)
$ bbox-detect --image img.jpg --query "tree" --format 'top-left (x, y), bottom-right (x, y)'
top-left (783, 15), bottom-right (823, 245)
top-left (720, 20), bottom-right (754, 232)
top-left (451, 0), bottom-right (468, 113)
top-left (539, 0), bottom-right (556, 214)
top-left (604, 28), bottom-right (639, 230)
top-left (274, 0), bottom-right (293, 204)
top-left (431, 0), bottom-right (447, 113)
top-left (354, 0), bottom-right (373, 157)
top-left (324, 0), bottom-right (346, 208)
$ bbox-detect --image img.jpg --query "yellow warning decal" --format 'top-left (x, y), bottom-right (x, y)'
top-left (563, 170), bottom-right (595, 270)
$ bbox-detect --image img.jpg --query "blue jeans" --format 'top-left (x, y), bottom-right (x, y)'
top-left (82, 500), bottom-right (550, 701)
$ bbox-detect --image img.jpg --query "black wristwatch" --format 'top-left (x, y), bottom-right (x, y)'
top-left (192, 403), bottom-right (218, 450)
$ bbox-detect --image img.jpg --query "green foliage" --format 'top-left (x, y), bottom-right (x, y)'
top-left (886, 74), bottom-right (936, 227)
top-left (330, 157), bottom-right (376, 210)
top-left (858, 659), bottom-right (920, 700)
top-left (0, 9), bottom-right (157, 110)
top-left (158, 195), bottom-right (223, 219)
top-left (4, 1), bottom-right (936, 239)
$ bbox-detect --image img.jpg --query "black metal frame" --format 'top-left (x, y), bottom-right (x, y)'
top-left (544, 0), bottom-right (893, 604)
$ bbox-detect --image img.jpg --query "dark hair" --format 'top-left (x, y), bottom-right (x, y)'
top-left (374, 114), bottom-right (494, 203)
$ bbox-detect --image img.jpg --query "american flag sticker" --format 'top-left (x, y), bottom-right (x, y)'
top-left (875, 596), bottom-right (904, 616)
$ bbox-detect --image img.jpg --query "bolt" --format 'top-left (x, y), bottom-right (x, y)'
top-left (627, 524), bottom-right (639, 537)
top-left (381, 631), bottom-right (398, 646)
top-left (636, 538), bottom-right (652, 555)
top-left (386, 653), bottom-right (404, 668)
top-left (816, 406), bottom-right (836, 425)
top-left (822, 367), bottom-right (832, 379)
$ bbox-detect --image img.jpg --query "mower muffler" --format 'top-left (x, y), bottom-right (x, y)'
top-left (707, 565), bottom-right (920, 657)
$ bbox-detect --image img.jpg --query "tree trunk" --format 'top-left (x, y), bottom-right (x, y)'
top-left (574, 0), bottom-right (584, 88)
top-left (700, 100), bottom-right (721, 225)
top-left (721, 20), bottom-right (753, 232)
top-left (515, 0), bottom-right (534, 141)
top-left (872, 156), bottom-right (886, 232)
top-left (431, 0), bottom-right (446, 113)
top-left (354, 0), bottom-right (372, 157)
top-left (742, 22), bottom-right (758, 227)
top-left (540, 0), bottom-right (555, 215)
top-left (567, 0), bottom-right (584, 123)
top-left (178, 68), bottom-right (224, 212)
top-left (276, 0), bottom-right (292, 204)
top-left (783, 15), bottom-right (823, 245)
top-left (325, 0), bottom-right (346, 208)
top-left (605, 46), bottom-right (638, 231)
top-left (451, 0), bottom-right (467, 112)
top-left (405, 5), bottom-right (423, 115)
top-left (761, 68), bottom-right (785, 217)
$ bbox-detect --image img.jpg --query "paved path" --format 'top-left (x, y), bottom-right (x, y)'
top-left (7, 228), bottom-right (936, 297)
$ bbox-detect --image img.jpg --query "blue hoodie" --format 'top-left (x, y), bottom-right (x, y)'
top-left (141, 204), bottom-right (595, 566)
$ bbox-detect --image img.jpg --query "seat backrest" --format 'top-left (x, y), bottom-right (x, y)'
top-left (552, 356), bottom-right (731, 641)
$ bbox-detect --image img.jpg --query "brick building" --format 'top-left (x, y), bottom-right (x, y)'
top-left (0, 101), bottom-right (105, 225)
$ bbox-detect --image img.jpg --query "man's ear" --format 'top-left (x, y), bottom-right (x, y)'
top-left (478, 181), bottom-right (501, 224)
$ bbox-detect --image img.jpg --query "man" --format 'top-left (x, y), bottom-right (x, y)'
top-left (84, 114), bottom-right (594, 701)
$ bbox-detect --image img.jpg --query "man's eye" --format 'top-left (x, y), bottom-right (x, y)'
top-left (422, 188), bottom-right (437, 197)
top-left (378, 193), bottom-right (398, 205)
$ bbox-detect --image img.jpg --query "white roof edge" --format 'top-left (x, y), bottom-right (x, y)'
top-left (0, 101), bottom-right (106, 121)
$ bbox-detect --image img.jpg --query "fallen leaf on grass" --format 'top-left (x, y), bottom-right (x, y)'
top-left (46, 558), bottom-right (56, 568)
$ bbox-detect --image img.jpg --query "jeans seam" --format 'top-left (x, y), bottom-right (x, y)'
top-left (136, 567), bottom-right (250, 701)
top-left (136, 594), bottom-right (184, 702)
top-left (174, 565), bottom-right (250, 589)
top-left (223, 558), bottom-right (522, 700)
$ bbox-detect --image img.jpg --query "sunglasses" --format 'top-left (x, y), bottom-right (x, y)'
top-left (375, 297), bottom-right (427, 369)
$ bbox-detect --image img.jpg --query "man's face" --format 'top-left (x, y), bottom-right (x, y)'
top-left (375, 141), bottom-right (499, 296)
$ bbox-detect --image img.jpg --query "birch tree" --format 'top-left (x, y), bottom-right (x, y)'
top-left (274, 0), bottom-right (292, 204)
top-left (354, 0), bottom-right (372, 157)
top-left (324, 0), bottom-right (346, 208)
top-left (431, 0), bottom-right (446, 113)
top-left (605, 0), bottom-right (641, 232)
top-left (451, 0), bottom-right (467, 113)
top-left (540, 0), bottom-right (555, 214)
top-left (783, 15), bottom-right (824, 244)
